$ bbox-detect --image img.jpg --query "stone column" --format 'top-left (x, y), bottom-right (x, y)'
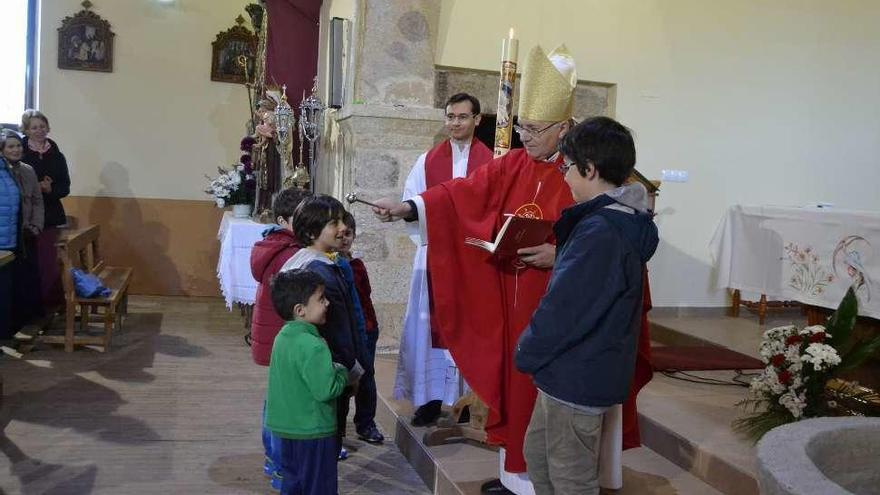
top-left (318, 0), bottom-right (444, 347)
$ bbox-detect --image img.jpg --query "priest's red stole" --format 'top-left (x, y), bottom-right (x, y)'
top-left (424, 138), bottom-right (493, 188)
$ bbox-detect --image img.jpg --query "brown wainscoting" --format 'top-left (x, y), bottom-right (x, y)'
top-left (63, 196), bottom-right (226, 297)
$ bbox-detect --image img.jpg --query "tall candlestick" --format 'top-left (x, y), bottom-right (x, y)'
top-left (495, 28), bottom-right (519, 157)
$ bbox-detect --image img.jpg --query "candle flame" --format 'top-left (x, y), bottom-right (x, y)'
top-left (509, 27), bottom-right (515, 39)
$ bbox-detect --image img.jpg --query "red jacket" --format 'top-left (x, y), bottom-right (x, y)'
top-left (350, 258), bottom-right (378, 333)
top-left (250, 228), bottom-right (301, 366)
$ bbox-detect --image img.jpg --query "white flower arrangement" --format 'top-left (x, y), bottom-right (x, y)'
top-left (205, 143), bottom-right (256, 208)
top-left (735, 288), bottom-right (880, 441)
top-left (206, 165), bottom-right (253, 207)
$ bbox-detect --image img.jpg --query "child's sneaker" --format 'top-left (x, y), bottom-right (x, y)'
top-left (337, 447), bottom-right (348, 461)
top-left (270, 471), bottom-right (283, 491)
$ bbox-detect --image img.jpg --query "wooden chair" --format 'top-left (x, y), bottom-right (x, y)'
top-left (42, 225), bottom-right (133, 352)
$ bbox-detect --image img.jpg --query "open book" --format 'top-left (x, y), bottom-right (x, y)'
top-left (464, 214), bottom-right (554, 256)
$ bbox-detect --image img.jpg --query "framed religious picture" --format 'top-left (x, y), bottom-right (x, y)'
top-left (211, 16), bottom-right (257, 84)
top-left (57, 1), bottom-right (115, 72)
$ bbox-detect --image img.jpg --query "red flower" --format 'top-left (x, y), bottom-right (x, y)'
top-left (809, 332), bottom-right (827, 343)
top-left (785, 335), bottom-right (802, 346)
top-left (770, 354), bottom-right (786, 367)
top-left (778, 370), bottom-right (792, 385)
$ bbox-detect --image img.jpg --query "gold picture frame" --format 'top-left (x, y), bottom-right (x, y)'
top-left (57, 2), bottom-right (114, 73)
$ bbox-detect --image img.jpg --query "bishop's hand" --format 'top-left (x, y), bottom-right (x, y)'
top-left (371, 198), bottom-right (412, 222)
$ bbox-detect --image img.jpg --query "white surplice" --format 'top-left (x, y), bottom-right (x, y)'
top-left (392, 140), bottom-right (472, 408)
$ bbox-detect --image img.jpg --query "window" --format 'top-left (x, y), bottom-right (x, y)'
top-left (0, 0), bottom-right (37, 127)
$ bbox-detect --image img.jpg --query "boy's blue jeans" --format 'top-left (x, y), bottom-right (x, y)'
top-left (263, 399), bottom-right (281, 471)
top-left (277, 435), bottom-right (338, 495)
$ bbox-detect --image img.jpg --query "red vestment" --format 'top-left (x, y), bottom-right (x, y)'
top-left (422, 149), bottom-right (571, 472)
top-left (421, 148), bottom-right (654, 473)
top-left (423, 138), bottom-right (493, 348)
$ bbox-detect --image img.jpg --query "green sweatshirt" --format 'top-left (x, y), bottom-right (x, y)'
top-left (266, 320), bottom-right (349, 439)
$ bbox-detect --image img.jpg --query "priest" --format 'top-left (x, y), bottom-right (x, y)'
top-left (393, 93), bottom-right (494, 426)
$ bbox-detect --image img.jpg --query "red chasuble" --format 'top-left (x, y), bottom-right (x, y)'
top-left (422, 149), bottom-right (572, 472)
top-left (421, 148), bottom-right (653, 473)
top-left (423, 138), bottom-right (493, 348)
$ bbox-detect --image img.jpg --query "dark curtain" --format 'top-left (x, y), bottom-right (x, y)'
top-left (265, 0), bottom-right (322, 102)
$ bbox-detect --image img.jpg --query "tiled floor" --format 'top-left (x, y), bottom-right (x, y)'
top-left (0, 296), bottom-right (799, 494)
top-left (0, 296), bottom-right (427, 494)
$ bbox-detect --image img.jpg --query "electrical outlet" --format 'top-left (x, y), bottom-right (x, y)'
top-left (661, 169), bottom-right (689, 183)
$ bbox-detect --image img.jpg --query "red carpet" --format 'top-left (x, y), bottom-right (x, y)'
top-left (651, 345), bottom-right (764, 371)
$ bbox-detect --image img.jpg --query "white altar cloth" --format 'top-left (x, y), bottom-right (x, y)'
top-left (710, 205), bottom-right (880, 319)
top-left (217, 212), bottom-right (267, 308)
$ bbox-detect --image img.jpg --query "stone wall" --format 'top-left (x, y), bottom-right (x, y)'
top-left (435, 66), bottom-right (616, 119)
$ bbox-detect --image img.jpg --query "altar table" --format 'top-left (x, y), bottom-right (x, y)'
top-left (217, 212), bottom-right (268, 309)
top-left (710, 205), bottom-right (880, 320)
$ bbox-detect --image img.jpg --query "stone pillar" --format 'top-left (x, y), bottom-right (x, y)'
top-left (317, 0), bottom-right (444, 348)
top-left (352, 0), bottom-right (439, 107)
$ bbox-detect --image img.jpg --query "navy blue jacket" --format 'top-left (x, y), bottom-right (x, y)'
top-left (308, 259), bottom-right (371, 374)
top-left (280, 249), bottom-right (371, 374)
top-left (515, 192), bottom-right (658, 407)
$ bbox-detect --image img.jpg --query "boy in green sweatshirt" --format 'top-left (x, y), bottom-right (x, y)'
top-left (266, 268), bottom-right (355, 495)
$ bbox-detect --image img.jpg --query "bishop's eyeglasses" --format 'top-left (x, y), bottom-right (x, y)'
top-left (513, 121), bottom-right (561, 138)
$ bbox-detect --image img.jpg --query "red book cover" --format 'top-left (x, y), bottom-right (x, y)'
top-left (465, 214), bottom-right (554, 256)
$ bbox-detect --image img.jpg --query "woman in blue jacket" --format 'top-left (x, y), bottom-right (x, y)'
top-left (0, 154), bottom-right (21, 339)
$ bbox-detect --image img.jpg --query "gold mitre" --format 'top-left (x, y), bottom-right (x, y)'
top-left (518, 44), bottom-right (578, 122)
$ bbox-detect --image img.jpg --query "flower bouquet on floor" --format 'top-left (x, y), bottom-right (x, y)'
top-left (206, 137), bottom-right (257, 216)
top-left (734, 287), bottom-right (880, 442)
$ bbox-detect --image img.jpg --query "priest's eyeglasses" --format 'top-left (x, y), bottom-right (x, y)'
top-left (445, 113), bottom-right (474, 123)
top-left (513, 121), bottom-right (561, 138)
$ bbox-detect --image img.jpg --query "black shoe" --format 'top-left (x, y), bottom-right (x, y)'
top-left (356, 425), bottom-right (384, 444)
top-left (411, 400), bottom-right (442, 427)
top-left (480, 479), bottom-right (514, 494)
top-left (458, 405), bottom-right (471, 424)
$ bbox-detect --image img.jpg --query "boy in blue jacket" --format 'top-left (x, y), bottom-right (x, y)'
top-left (515, 117), bottom-right (658, 495)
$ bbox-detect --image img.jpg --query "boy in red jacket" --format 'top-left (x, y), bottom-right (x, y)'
top-left (339, 211), bottom-right (383, 444)
top-left (249, 187), bottom-right (311, 485)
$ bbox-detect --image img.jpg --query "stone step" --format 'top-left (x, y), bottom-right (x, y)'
top-left (374, 356), bottom-right (725, 495)
top-left (637, 309), bottom-right (810, 494)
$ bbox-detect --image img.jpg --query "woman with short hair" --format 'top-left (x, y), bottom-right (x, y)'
top-left (1, 130), bottom-right (44, 332)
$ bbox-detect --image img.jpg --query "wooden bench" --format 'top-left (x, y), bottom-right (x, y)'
top-left (41, 225), bottom-right (133, 352)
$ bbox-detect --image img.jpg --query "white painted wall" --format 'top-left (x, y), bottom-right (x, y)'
top-left (436, 0), bottom-right (880, 306)
top-left (37, 0), bottom-right (880, 306)
top-left (38, 0), bottom-right (251, 200)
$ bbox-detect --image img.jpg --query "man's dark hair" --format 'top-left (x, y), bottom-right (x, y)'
top-left (445, 93), bottom-right (481, 116)
top-left (341, 210), bottom-right (356, 234)
top-left (293, 194), bottom-right (346, 246)
top-left (273, 188), bottom-right (312, 223)
top-left (270, 269), bottom-right (324, 320)
top-left (558, 116), bottom-right (636, 186)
